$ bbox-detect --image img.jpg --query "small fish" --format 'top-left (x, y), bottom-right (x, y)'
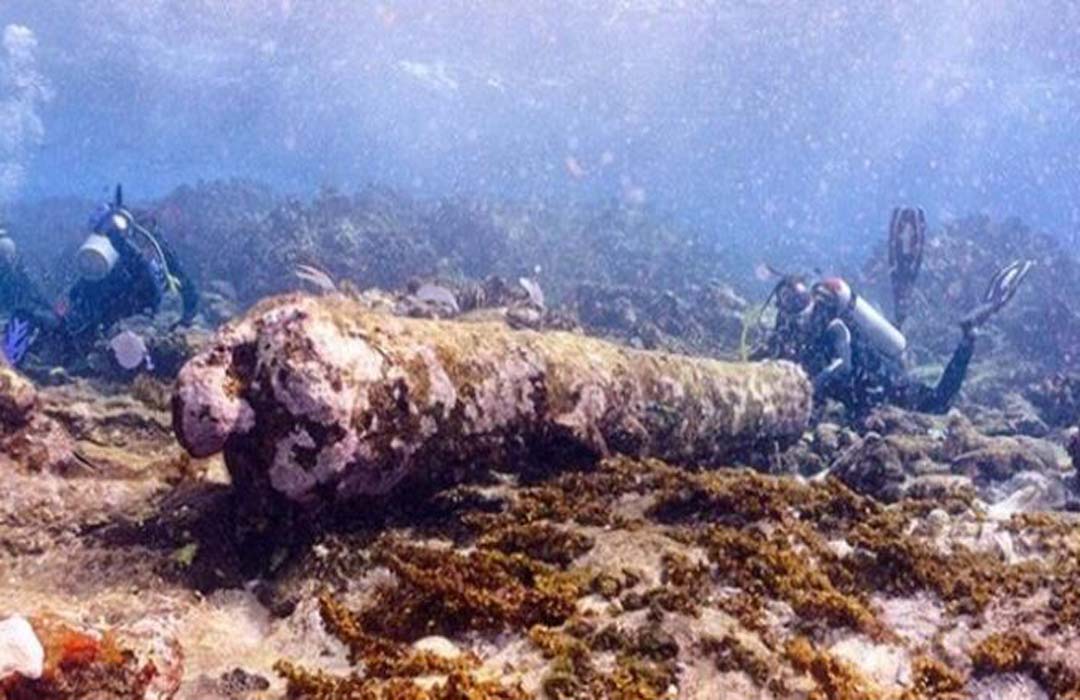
top-left (564, 156), bottom-right (587, 180)
top-left (398, 60), bottom-right (459, 95)
top-left (294, 264), bottom-right (337, 294)
top-left (110, 330), bottom-right (153, 372)
top-left (754, 262), bottom-right (782, 282)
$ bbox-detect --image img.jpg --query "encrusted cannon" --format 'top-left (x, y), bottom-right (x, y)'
top-left (173, 294), bottom-right (812, 503)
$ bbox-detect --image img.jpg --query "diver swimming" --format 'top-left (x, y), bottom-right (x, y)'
top-left (751, 207), bottom-right (1034, 417)
top-left (1, 186), bottom-right (198, 368)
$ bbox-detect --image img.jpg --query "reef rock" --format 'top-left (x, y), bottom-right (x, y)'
top-left (571, 281), bottom-right (746, 357)
top-left (173, 293), bottom-right (812, 503)
top-left (945, 413), bottom-right (1062, 484)
top-left (1026, 372), bottom-right (1080, 428)
top-left (0, 616), bottom-right (43, 680)
top-left (0, 366), bottom-right (75, 473)
top-left (824, 408), bottom-right (1068, 505)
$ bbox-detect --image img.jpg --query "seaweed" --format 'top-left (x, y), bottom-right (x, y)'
top-left (969, 631), bottom-right (1080, 698)
top-left (700, 525), bottom-right (879, 634)
top-left (266, 456), bottom-right (1080, 699)
top-left (700, 633), bottom-right (773, 686)
top-left (845, 509), bottom-right (1042, 615)
top-left (275, 661), bottom-right (529, 700)
top-left (785, 636), bottom-right (878, 700)
top-left (477, 522), bottom-right (595, 568)
top-left (530, 623), bottom-right (678, 700)
top-left (901, 656), bottom-right (966, 700)
top-left (970, 631), bottom-right (1039, 675)
top-left (276, 594), bottom-right (527, 699)
top-left (359, 541), bottom-right (581, 640)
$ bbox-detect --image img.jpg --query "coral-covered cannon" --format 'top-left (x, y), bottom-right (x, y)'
top-left (173, 294), bottom-right (811, 504)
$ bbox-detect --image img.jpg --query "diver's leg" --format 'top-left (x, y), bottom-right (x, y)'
top-left (917, 328), bottom-right (976, 414)
top-left (878, 328), bottom-right (974, 415)
top-left (882, 372), bottom-right (936, 413)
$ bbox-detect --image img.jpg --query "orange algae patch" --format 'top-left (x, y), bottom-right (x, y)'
top-left (0, 618), bottom-right (155, 700)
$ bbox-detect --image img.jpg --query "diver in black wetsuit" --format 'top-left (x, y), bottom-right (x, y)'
top-left (0, 228), bottom-right (53, 321)
top-left (0, 227), bottom-right (66, 364)
top-left (752, 208), bottom-right (1033, 417)
top-left (3, 186), bottom-right (198, 366)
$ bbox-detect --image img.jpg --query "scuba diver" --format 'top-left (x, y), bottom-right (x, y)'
top-left (2, 186), bottom-right (198, 367)
top-left (0, 226), bottom-right (66, 364)
top-left (0, 226), bottom-right (54, 320)
top-left (750, 207), bottom-right (1033, 417)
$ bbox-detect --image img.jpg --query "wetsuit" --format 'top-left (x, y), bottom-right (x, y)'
top-left (0, 257), bottom-right (67, 364)
top-left (0, 258), bottom-right (53, 325)
top-left (756, 301), bottom-right (974, 416)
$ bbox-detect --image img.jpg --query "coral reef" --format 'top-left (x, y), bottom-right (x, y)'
top-left (793, 407), bottom-right (1070, 506)
top-left (571, 282), bottom-right (746, 358)
top-left (12, 182), bottom-right (748, 363)
top-left (1026, 372), bottom-right (1080, 428)
top-left (10, 181), bottom-right (1080, 399)
top-left (173, 293), bottom-right (812, 503)
top-left (1, 181), bottom-right (1079, 699)
top-left (3, 378), bottom-right (1080, 697)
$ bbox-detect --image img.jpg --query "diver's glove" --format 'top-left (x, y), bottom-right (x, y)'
top-left (960, 259), bottom-right (1034, 332)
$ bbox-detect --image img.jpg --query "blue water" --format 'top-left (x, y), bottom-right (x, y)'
top-left (0, 0), bottom-right (1077, 256)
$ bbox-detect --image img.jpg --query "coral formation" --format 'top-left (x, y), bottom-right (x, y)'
top-left (571, 282), bottom-right (746, 357)
top-left (1027, 372), bottom-right (1080, 428)
top-left (0, 366), bottom-right (75, 473)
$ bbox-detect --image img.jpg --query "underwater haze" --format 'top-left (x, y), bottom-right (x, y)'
top-left (8, 4), bottom-right (1080, 697)
top-left (0, 0), bottom-right (1078, 254)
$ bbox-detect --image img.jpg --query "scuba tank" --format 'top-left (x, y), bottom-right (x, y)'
top-left (76, 232), bottom-right (120, 280)
top-left (76, 186), bottom-right (181, 294)
top-left (814, 277), bottom-right (906, 358)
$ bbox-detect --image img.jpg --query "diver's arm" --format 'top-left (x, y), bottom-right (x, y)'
top-left (812, 319), bottom-right (852, 393)
top-left (748, 334), bottom-right (779, 361)
top-left (177, 264), bottom-right (199, 325)
top-left (8, 263), bottom-right (52, 315)
top-left (161, 240), bottom-right (198, 325)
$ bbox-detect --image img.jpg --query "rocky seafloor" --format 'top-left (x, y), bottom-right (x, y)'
top-left (1, 184), bottom-right (1079, 700)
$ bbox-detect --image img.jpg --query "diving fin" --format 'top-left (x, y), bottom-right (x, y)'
top-left (888, 206), bottom-right (926, 328)
top-left (961, 259), bottom-right (1034, 329)
top-left (985, 259), bottom-right (1034, 309)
